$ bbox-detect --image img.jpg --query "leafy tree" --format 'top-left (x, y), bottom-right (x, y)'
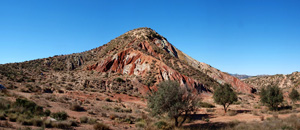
top-left (147, 80), bottom-right (197, 127)
top-left (213, 84), bottom-right (238, 113)
top-left (289, 88), bottom-right (299, 104)
top-left (260, 85), bottom-right (283, 111)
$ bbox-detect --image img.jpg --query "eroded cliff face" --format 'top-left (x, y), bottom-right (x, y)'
top-left (86, 48), bottom-right (210, 94)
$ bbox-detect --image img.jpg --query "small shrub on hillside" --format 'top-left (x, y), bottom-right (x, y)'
top-left (154, 121), bottom-right (169, 129)
top-left (105, 98), bottom-right (112, 102)
top-left (44, 109), bottom-right (51, 116)
top-left (51, 111), bottom-right (68, 121)
top-left (80, 116), bottom-right (88, 123)
top-left (0, 112), bottom-right (6, 120)
top-left (70, 104), bottom-right (85, 111)
top-left (12, 98), bottom-right (44, 116)
top-left (51, 121), bottom-right (72, 129)
top-left (93, 122), bottom-right (110, 130)
top-left (8, 114), bottom-right (17, 122)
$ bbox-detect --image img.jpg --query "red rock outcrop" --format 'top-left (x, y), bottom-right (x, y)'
top-left (87, 48), bottom-right (210, 93)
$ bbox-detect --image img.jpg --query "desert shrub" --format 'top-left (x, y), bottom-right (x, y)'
top-left (80, 116), bottom-right (98, 124)
top-left (51, 111), bottom-right (68, 121)
top-left (289, 88), bottom-right (300, 104)
top-left (32, 117), bottom-right (43, 127)
top-left (93, 122), bottom-right (110, 130)
top-left (88, 118), bottom-right (98, 124)
top-left (155, 121), bottom-right (168, 129)
top-left (114, 77), bottom-right (125, 83)
top-left (70, 120), bottom-right (79, 127)
top-left (260, 85), bottom-right (283, 111)
top-left (51, 121), bottom-right (72, 129)
top-left (44, 120), bottom-right (53, 128)
top-left (0, 112), bottom-right (6, 120)
top-left (80, 116), bottom-right (89, 123)
top-left (213, 84), bottom-right (238, 113)
top-left (70, 104), bottom-right (85, 111)
top-left (135, 121), bottom-right (146, 128)
top-left (0, 98), bottom-right (11, 110)
top-left (12, 98), bottom-right (44, 116)
top-left (8, 113), bottom-right (17, 122)
top-left (105, 98), bottom-right (112, 102)
top-left (198, 102), bottom-right (215, 108)
top-left (44, 109), bottom-right (51, 116)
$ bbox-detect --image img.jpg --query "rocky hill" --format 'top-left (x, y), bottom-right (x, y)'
top-left (0, 27), bottom-right (255, 95)
top-left (230, 74), bottom-right (252, 79)
top-left (243, 71), bottom-right (300, 90)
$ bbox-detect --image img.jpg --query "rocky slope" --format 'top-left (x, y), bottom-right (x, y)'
top-left (243, 72), bottom-right (300, 90)
top-left (0, 27), bottom-right (255, 95)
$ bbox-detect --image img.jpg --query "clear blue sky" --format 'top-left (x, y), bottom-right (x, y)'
top-left (0, 0), bottom-right (299, 75)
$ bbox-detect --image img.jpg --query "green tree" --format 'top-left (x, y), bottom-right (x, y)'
top-left (213, 84), bottom-right (238, 113)
top-left (289, 88), bottom-right (299, 105)
top-left (260, 85), bottom-right (283, 111)
top-left (147, 80), bottom-right (197, 127)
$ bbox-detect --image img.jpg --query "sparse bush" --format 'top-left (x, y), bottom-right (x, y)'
top-left (0, 112), bottom-right (6, 120)
top-left (32, 117), bottom-right (43, 127)
top-left (154, 121), bottom-right (168, 129)
top-left (93, 122), bottom-right (110, 130)
top-left (44, 109), bottom-right (51, 116)
top-left (51, 121), bottom-right (72, 129)
top-left (105, 98), bottom-right (112, 102)
top-left (80, 116), bottom-right (89, 123)
top-left (70, 104), bottom-right (85, 111)
top-left (51, 111), bottom-right (68, 121)
top-left (8, 114), bottom-right (17, 122)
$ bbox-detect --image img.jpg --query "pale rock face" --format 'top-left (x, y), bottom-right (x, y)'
top-left (162, 70), bottom-right (169, 80)
top-left (123, 64), bottom-right (132, 74)
top-left (134, 63), bottom-right (150, 76)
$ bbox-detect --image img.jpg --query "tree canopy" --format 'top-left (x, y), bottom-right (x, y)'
top-left (213, 83), bottom-right (238, 113)
top-left (147, 80), bottom-right (197, 127)
top-left (260, 85), bottom-right (283, 111)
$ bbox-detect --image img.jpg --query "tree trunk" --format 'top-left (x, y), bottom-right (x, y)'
top-left (179, 111), bottom-right (188, 126)
top-left (223, 105), bottom-right (227, 113)
top-left (174, 116), bottom-right (179, 127)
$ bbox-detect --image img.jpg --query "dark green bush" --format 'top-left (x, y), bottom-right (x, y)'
top-left (44, 109), bottom-right (51, 116)
top-left (70, 104), bottom-right (85, 111)
top-left (13, 98), bottom-right (44, 116)
top-left (51, 111), bottom-right (68, 121)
